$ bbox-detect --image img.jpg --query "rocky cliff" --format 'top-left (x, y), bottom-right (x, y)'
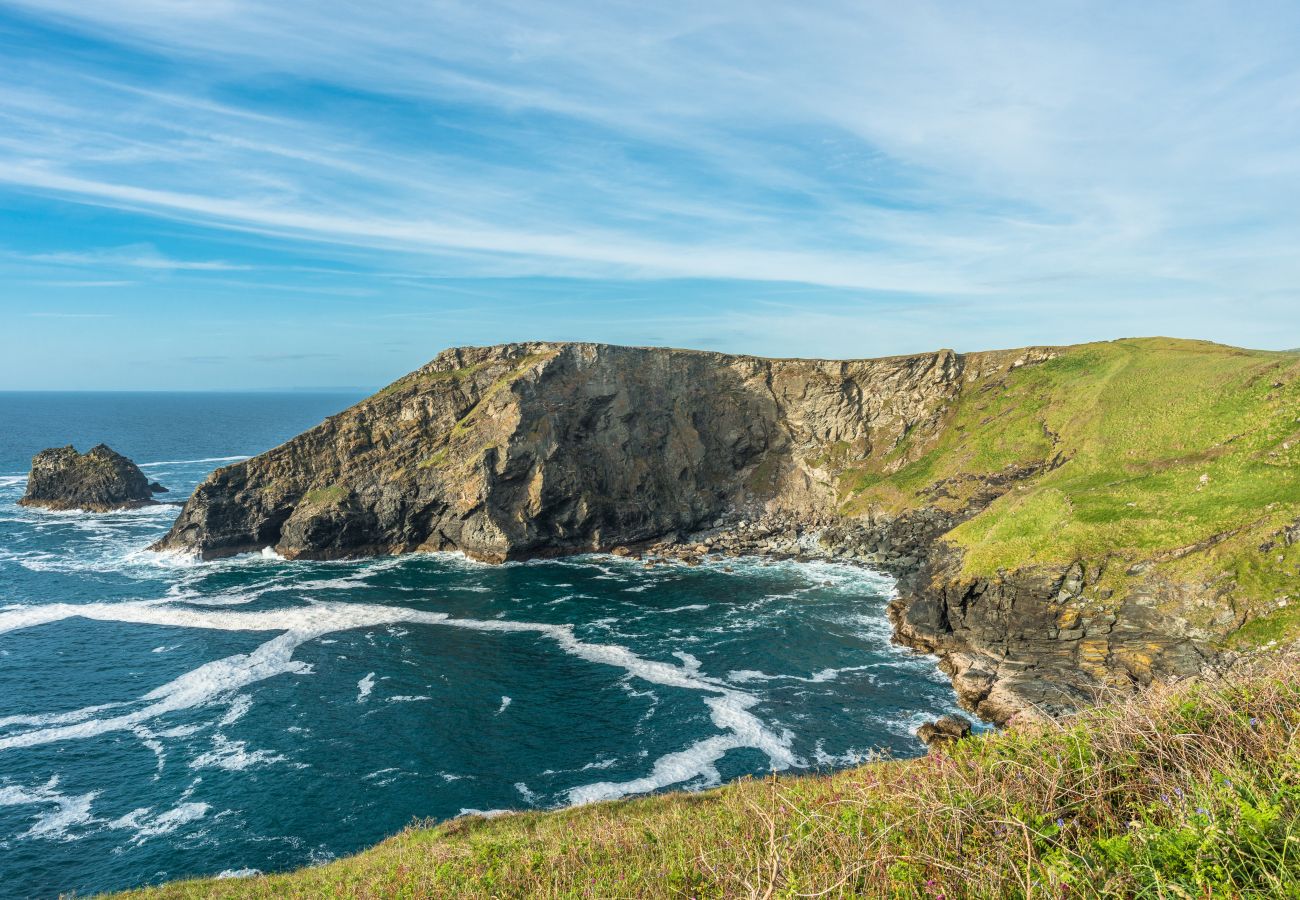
top-left (21, 444), bottom-right (165, 512)
top-left (154, 342), bottom-right (1041, 562)
top-left (154, 338), bottom-right (1300, 724)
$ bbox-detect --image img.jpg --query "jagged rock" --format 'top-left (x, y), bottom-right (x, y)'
top-left (20, 444), bottom-right (162, 512)
top-left (149, 481), bottom-right (169, 494)
top-left (917, 714), bottom-right (973, 748)
top-left (154, 342), bottom-right (1031, 562)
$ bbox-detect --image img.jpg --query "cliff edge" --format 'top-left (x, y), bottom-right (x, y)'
top-left (153, 338), bottom-right (1300, 723)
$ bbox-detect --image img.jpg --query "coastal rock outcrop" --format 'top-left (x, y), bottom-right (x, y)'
top-left (152, 339), bottom-right (1300, 726)
top-left (20, 444), bottom-right (163, 512)
top-left (916, 714), bottom-right (973, 749)
top-left (154, 342), bottom-right (1019, 562)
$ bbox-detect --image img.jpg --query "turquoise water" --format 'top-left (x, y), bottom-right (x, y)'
top-left (0, 393), bottom-right (965, 897)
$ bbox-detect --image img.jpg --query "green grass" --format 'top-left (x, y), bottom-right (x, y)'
top-left (302, 484), bottom-right (348, 506)
top-left (374, 360), bottom-right (495, 398)
top-left (115, 654), bottom-right (1300, 899)
top-left (416, 449), bottom-right (450, 470)
top-left (838, 338), bottom-right (1300, 640)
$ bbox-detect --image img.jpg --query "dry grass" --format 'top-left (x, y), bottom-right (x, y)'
top-left (117, 654), bottom-right (1300, 899)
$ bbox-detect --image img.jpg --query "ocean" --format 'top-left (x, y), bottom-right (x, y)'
top-left (0, 392), bottom-right (965, 897)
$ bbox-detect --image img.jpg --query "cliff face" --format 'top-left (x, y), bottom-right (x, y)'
top-left (156, 342), bottom-right (1029, 561)
top-left (154, 338), bottom-right (1300, 724)
top-left (889, 546), bottom-right (1226, 723)
top-left (21, 444), bottom-right (163, 512)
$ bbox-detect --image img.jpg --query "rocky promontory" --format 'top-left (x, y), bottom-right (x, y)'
top-left (20, 444), bottom-right (165, 512)
top-left (152, 339), bottom-right (1300, 725)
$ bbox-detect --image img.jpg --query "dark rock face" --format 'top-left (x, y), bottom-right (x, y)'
top-left (887, 544), bottom-right (1224, 725)
top-left (20, 444), bottom-right (163, 512)
top-left (154, 342), bottom-right (1003, 562)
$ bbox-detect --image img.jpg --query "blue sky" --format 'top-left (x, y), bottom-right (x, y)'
top-left (2, 1), bottom-right (1299, 389)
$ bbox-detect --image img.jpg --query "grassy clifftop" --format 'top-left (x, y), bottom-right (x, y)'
top-left (118, 655), bottom-right (1300, 898)
top-left (840, 338), bottom-right (1300, 649)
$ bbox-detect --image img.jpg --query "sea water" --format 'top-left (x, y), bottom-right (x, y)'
top-left (0, 392), bottom-right (966, 897)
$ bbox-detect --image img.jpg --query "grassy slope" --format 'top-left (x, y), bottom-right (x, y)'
top-left (839, 338), bottom-right (1300, 646)
top-left (119, 657), bottom-right (1300, 899)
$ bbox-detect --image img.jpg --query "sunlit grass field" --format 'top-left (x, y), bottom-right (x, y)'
top-left (841, 338), bottom-right (1300, 644)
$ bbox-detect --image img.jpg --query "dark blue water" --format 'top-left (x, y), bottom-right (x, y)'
top-left (0, 393), bottom-right (964, 898)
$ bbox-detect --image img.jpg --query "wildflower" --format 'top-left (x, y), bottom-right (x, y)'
top-left (1056, 818), bottom-right (1065, 829)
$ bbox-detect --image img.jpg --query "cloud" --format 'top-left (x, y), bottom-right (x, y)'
top-left (0, 163), bottom-right (982, 294)
top-left (0, 0), bottom-right (1298, 354)
top-left (26, 245), bottom-right (250, 271)
top-left (31, 281), bottom-right (135, 288)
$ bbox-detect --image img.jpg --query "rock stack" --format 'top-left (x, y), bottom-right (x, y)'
top-left (19, 444), bottom-right (165, 512)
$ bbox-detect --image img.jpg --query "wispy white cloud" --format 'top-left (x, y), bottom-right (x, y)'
top-left (26, 245), bottom-right (250, 271)
top-left (1, 0), bottom-right (1298, 359)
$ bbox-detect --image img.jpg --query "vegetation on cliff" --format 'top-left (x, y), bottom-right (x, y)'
top-left (118, 655), bottom-right (1300, 899)
top-left (837, 338), bottom-right (1300, 650)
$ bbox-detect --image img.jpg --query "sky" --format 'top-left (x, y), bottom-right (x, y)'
top-left (1, 1), bottom-right (1299, 390)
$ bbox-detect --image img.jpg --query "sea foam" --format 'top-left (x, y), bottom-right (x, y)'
top-left (0, 595), bottom-right (801, 803)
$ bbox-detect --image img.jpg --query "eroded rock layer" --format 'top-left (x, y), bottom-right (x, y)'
top-left (155, 342), bottom-right (1024, 562)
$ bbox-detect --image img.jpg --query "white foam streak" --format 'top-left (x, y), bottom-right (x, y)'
top-left (216, 868), bottom-right (262, 879)
top-left (138, 455), bottom-right (250, 468)
top-left (357, 672), bottom-right (376, 702)
top-left (0, 777), bottom-right (99, 841)
top-left (190, 735), bottom-right (283, 771)
top-left (727, 664), bottom-right (874, 685)
top-left (109, 801), bottom-right (209, 841)
top-left (0, 595), bottom-right (799, 804)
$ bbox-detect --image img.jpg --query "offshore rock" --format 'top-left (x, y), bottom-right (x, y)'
top-left (20, 444), bottom-right (162, 512)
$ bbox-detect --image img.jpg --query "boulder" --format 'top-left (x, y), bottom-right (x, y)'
top-left (916, 714), bottom-right (973, 749)
top-left (19, 444), bottom-right (164, 512)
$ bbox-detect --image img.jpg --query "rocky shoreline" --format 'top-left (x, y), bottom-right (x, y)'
top-left (149, 340), bottom-right (1276, 732)
top-left (593, 512), bottom-right (1050, 726)
top-left (595, 507), bottom-right (1229, 728)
